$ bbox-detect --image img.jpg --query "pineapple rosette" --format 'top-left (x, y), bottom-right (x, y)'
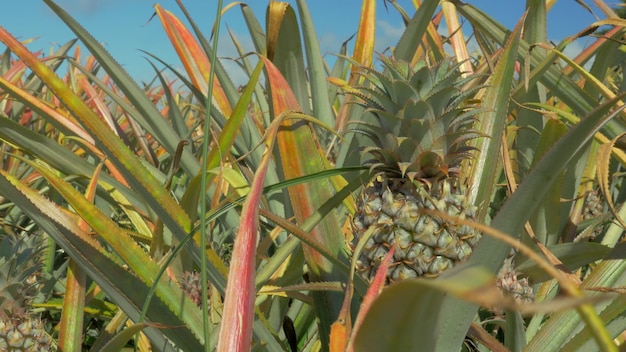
top-left (350, 57), bottom-right (483, 282)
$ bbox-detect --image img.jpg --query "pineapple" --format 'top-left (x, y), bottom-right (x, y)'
top-left (496, 254), bottom-right (534, 305)
top-left (580, 189), bottom-right (607, 239)
top-left (350, 57), bottom-right (483, 282)
top-left (485, 252), bottom-right (534, 318)
top-left (180, 270), bottom-right (205, 307)
top-left (0, 234), bottom-right (54, 351)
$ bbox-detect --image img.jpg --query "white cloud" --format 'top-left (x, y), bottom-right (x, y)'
top-left (216, 30), bottom-right (257, 87)
top-left (376, 20), bottom-right (405, 53)
top-left (318, 32), bottom-right (343, 56)
top-left (378, 20), bottom-right (405, 41)
top-left (562, 39), bottom-right (584, 60)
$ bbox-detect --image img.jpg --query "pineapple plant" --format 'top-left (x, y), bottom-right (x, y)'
top-left (350, 57), bottom-right (483, 282)
top-left (0, 234), bottom-right (54, 351)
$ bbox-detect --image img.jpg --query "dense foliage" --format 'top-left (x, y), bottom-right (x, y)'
top-left (0, 0), bottom-right (626, 351)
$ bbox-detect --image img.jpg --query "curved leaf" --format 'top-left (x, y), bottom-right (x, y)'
top-left (22, 159), bottom-right (206, 345)
top-left (516, 242), bottom-right (613, 283)
top-left (351, 0), bottom-right (376, 75)
top-left (263, 5), bottom-right (350, 345)
top-left (433, 14), bottom-right (524, 351)
top-left (0, 169), bottom-right (196, 351)
top-left (154, 4), bottom-right (232, 116)
top-left (217, 60), bottom-right (275, 351)
top-left (597, 133), bottom-right (626, 230)
top-left (42, 0), bottom-right (201, 177)
top-left (394, 0), bottom-right (440, 62)
top-left (353, 266), bottom-right (493, 351)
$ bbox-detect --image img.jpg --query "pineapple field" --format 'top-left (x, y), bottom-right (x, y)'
top-left (1, 0), bottom-right (626, 351)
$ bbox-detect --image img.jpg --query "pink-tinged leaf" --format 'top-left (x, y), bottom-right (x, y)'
top-left (0, 75), bottom-right (95, 144)
top-left (180, 61), bottom-right (264, 230)
top-left (58, 261), bottom-right (87, 352)
top-left (262, 40), bottom-right (347, 344)
top-left (154, 4), bottom-right (232, 116)
top-left (76, 75), bottom-right (120, 136)
top-left (329, 231), bottom-right (396, 352)
top-left (261, 55), bottom-right (345, 271)
top-left (346, 244), bottom-right (396, 352)
top-left (0, 24), bottom-right (192, 233)
top-left (58, 160), bottom-right (104, 351)
top-left (262, 57), bottom-right (300, 112)
top-left (2, 58), bottom-right (29, 83)
top-left (217, 78), bottom-right (276, 352)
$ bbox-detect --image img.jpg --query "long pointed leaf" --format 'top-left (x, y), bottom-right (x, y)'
top-left (155, 4), bottom-right (232, 116)
top-left (174, 0), bottom-right (240, 108)
top-left (351, 0), bottom-right (376, 78)
top-left (0, 16), bottom-right (214, 289)
top-left (23, 159), bottom-right (206, 346)
top-left (394, 0), bottom-right (440, 62)
top-left (42, 0), bottom-right (200, 176)
top-left (217, 73), bottom-right (276, 351)
top-left (267, 3), bottom-right (310, 115)
top-left (0, 75), bottom-right (94, 144)
top-left (469, 13), bottom-right (523, 217)
top-left (468, 95), bottom-right (626, 351)
top-left (263, 48), bottom-right (348, 348)
top-left (295, 0), bottom-right (336, 127)
top-left (0, 169), bottom-right (196, 351)
top-left (58, 161), bottom-right (105, 351)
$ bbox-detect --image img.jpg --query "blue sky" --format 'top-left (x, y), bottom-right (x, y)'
top-left (0, 1), bottom-right (608, 84)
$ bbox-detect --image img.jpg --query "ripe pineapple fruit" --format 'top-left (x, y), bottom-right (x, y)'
top-left (0, 234), bottom-right (54, 351)
top-left (350, 57), bottom-right (483, 282)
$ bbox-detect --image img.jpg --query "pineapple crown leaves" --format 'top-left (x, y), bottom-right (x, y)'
top-left (348, 56), bottom-right (485, 177)
top-left (0, 234), bottom-right (46, 318)
top-left (0, 234), bottom-right (46, 280)
top-left (356, 56), bottom-right (475, 116)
